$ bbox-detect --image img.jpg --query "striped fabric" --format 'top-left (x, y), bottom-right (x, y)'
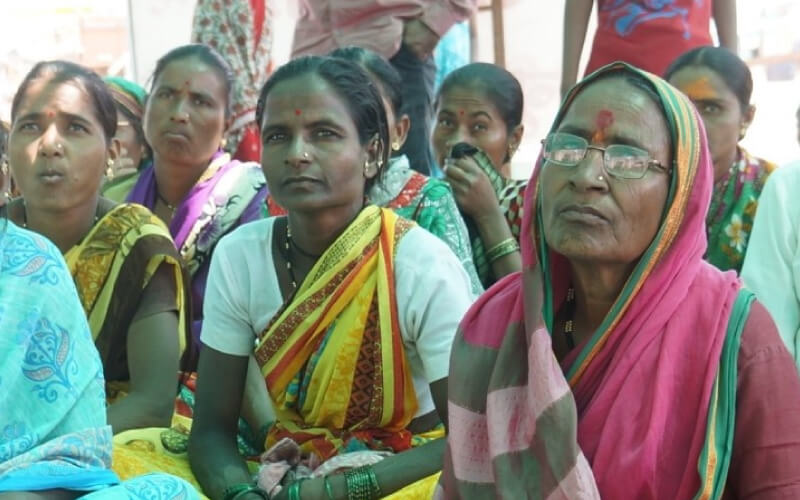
top-left (439, 62), bottom-right (749, 499)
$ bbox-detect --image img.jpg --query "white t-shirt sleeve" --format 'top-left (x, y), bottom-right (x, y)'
top-left (200, 234), bottom-right (257, 356)
top-left (742, 162), bottom-right (800, 369)
top-left (395, 227), bottom-right (475, 384)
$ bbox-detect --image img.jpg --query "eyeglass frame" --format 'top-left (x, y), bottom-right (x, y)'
top-left (540, 132), bottom-right (672, 180)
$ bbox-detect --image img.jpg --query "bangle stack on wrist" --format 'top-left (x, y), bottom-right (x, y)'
top-left (486, 237), bottom-right (520, 263)
top-left (344, 466), bottom-right (381, 500)
top-left (222, 482), bottom-right (270, 500)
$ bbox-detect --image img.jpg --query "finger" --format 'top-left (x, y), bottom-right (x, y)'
top-left (444, 163), bottom-right (471, 185)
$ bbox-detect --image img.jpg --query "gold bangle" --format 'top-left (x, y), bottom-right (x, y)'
top-left (485, 237), bottom-right (520, 263)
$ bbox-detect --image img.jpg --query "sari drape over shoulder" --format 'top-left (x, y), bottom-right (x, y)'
top-left (0, 221), bottom-right (198, 498)
top-left (126, 151), bottom-right (267, 340)
top-left (255, 206), bottom-right (420, 461)
top-left (255, 206), bottom-right (424, 459)
top-left (65, 203), bottom-right (189, 389)
top-left (439, 63), bottom-right (750, 499)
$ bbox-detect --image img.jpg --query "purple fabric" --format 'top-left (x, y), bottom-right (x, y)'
top-left (127, 150), bottom-right (267, 343)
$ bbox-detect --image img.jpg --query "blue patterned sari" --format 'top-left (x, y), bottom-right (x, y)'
top-left (0, 220), bottom-right (198, 498)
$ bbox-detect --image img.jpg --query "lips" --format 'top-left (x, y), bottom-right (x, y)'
top-left (163, 129), bottom-right (190, 141)
top-left (283, 176), bottom-right (320, 186)
top-left (559, 204), bottom-right (609, 224)
top-left (37, 168), bottom-right (66, 184)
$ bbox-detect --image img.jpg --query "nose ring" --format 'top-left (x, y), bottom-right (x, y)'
top-left (302, 152), bottom-right (310, 160)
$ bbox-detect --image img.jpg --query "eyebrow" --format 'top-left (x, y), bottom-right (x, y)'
top-left (157, 84), bottom-right (217, 103)
top-left (16, 111), bottom-right (94, 126)
top-left (557, 124), bottom-right (646, 149)
top-left (438, 108), bottom-right (493, 121)
top-left (261, 118), bottom-right (348, 134)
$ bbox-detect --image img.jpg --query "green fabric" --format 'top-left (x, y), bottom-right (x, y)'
top-left (693, 289), bottom-right (752, 500)
top-left (104, 76), bottom-right (147, 106)
top-left (705, 148), bottom-right (775, 272)
top-left (101, 171), bottom-right (141, 203)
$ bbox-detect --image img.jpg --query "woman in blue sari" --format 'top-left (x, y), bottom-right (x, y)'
top-left (0, 217), bottom-right (197, 499)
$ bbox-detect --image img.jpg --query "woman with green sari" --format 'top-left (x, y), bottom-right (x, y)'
top-left (666, 46), bottom-right (776, 272)
top-left (438, 63), bottom-right (800, 499)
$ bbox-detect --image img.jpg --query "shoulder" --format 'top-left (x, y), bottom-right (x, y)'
top-left (394, 224), bottom-right (471, 286)
top-left (215, 217), bottom-right (275, 260)
top-left (739, 299), bottom-right (793, 370)
top-left (1, 220), bottom-right (73, 287)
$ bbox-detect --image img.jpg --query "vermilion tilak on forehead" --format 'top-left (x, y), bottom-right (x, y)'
top-left (592, 109), bottom-right (614, 143)
top-left (294, 109), bottom-right (302, 116)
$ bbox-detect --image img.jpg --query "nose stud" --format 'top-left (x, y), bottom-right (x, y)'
top-left (302, 152), bottom-right (310, 160)
top-left (597, 175), bottom-right (604, 181)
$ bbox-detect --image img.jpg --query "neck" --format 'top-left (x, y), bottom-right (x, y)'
top-left (22, 198), bottom-right (99, 253)
top-left (288, 203), bottom-right (364, 257)
top-left (499, 162), bottom-right (512, 179)
top-left (152, 153), bottom-right (214, 207)
top-left (568, 259), bottom-right (634, 333)
top-left (713, 147), bottom-right (739, 184)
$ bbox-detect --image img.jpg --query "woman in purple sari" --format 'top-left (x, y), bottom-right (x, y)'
top-left (127, 44), bottom-right (267, 342)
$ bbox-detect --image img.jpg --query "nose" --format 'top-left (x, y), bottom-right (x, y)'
top-left (568, 147), bottom-right (608, 191)
top-left (285, 136), bottom-right (312, 168)
top-left (37, 123), bottom-right (65, 158)
top-left (169, 97), bottom-right (190, 123)
top-left (444, 125), bottom-right (475, 153)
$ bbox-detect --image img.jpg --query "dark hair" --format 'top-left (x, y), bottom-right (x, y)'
top-left (256, 55), bottom-right (390, 176)
top-left (0, 121), bottom-right (8, 159)
top-left (436, 63), bottom-right (524, 132)
top-left (329, 46), bottom-right (404, 114)
top-left (11, 60), bottom-right (117, 143)
top-left (150, 44), bottom-right (235, 120)
top-left (114, 103), bottom-right (152, 165)
top-left (664, 46), bottom-right (753, 110)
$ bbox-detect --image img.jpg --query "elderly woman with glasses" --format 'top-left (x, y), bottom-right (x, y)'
top-left (437, 62), bottom-right (800, 499)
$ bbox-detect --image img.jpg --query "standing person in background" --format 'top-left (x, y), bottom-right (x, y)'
top-left (293, 0), bottom-right (478, 176)
top-left (192, 0), bottom-right (273, 163)
top-left (561, 0), bottom-right (737, 98)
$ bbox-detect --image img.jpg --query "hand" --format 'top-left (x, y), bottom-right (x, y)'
top-left (444, 156), bottom-right (502, 220)
top-left (403, 18), bottom-right (440, 60)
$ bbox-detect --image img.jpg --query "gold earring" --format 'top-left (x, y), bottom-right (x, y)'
top-left (105, 158), bottom-right (114, 179)
top-left (739, 125), bottom-right (748, 140)
top-left (220, 137), bottom-right (228, 150)
top-left (391, 142), bottom-right (400, 151)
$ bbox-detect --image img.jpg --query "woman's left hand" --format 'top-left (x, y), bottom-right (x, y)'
top-left (444, 156), bottom-right (501, 220)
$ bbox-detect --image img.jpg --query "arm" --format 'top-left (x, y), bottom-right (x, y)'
top-left (405, 0), bottom-right (478, 60)
top-left (445, 156), bottom-right (522, 281)
top-left (189, 348), bottom-right (257, 499)
top-left (741, 168), bottom-right (800, 371)
top-left (725, 301), bottom-right (800, 498)
top-left (561, 0), bottom-right (594, 99)
top-left (107, 265), bottom-right (181, 433)
top-left (712, 0), bottom-right (737, 52)
top-left (240, 354), bottom-right (276, 448)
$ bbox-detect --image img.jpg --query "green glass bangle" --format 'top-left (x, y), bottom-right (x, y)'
top-left (485, 237), bottom-right (520, 263)
top-left (223, 483), bottom-right (270, 500)
top-left (343, 466), bottom-right (380, 500)
top-left (324, 476), bottom-right (335, 500)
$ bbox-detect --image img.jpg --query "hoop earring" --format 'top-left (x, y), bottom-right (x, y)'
top-left (391, 142), bottom-right (401, 151)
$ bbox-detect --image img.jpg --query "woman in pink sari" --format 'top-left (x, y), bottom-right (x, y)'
top-left (438, 63), bottom-right (800, 499)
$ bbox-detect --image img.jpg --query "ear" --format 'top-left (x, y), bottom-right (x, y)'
top-left (507, 124), bottom-right (525, 158)
top-left (742, 104), bottom-right (756, 128)
top-left (108, 138), bottom-right (121, 163)
top-left (392, 114), bottom-right (411, 151)
top-left (363, 134), bottom-right (384, 179)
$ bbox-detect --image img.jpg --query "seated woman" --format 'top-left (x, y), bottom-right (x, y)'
top-left (124, 44), bottom-right (267, 342)
top-left (665, 46), bottom-right (776, 272)
top-left (432, 63), bottom-right (527, 288)
top-left (102, 76), bottom-right (152, 196)
top-left (3, 60), bottom-right (190, 434)
top-left (438, 63), bottom-right (800, 499)
top-left (189, 56), bottom-right (475, 499)
top-left (264, 46), bottom-right (482, 295)
top-left (0, 217), bottom-right (197, 499)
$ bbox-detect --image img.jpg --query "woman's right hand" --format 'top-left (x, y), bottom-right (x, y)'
top-left (444, 156), bottom-right (502, 220)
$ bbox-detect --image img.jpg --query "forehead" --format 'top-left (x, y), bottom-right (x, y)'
top-left (262, 75), bottom-right (356, 127)
top-left (439, 85), bottom-right (500, 116)
top-left (154, 57), bottom-right (227, 96)
top-left (668, 66), bottom-right (736, 102)
top-left (16, 78), bottom-right (96, 119)
top-left (559, 79), bottom-right (666, 137)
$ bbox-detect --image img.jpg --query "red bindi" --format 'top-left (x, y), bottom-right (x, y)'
top-left (46, 111), bottom-right (55, 118)
top-left (295, 109), bottom-right (302, 116)
top-left (592, 110), bottom-right (614, 143)
top-left (459, 110), bottom-right (465, 116)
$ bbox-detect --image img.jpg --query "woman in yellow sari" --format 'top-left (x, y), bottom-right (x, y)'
top-left (187, 56), bottom-right (475, 500)
top-left (3, 60), bottom-right (190, 435)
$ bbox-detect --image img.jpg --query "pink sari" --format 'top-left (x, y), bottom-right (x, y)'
top-left (439, 63), bottom-right (750, 499)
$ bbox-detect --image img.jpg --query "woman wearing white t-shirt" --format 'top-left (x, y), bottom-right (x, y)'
top-left (188, 55), bottom-right (475, 500)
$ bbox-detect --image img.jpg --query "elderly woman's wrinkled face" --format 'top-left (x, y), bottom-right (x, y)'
top-left (540, 79), bottom-right (672, 267)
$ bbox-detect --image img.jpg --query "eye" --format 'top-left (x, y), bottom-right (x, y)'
top-left (68, 122), bottom-right (89, 133)
top-left (313, 128), bottom-right (339, 139)
top-left (155, 89), bottom-right (172, 99)
top-left (471, 122), bottom-right (489, 132)
top-left (193, 96), bottom-right (211, 107)
top-left (699, 102), bottom-right (721, 114)
top-left (436, 117), bottom-right (455, 128)
top-left (263, 132), bottom-right (287, 144)
top-left (17, 122), bottom-right (39, 132)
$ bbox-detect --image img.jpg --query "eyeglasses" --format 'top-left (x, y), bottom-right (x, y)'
top-left (541, 132), bottom-right (671, 180)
